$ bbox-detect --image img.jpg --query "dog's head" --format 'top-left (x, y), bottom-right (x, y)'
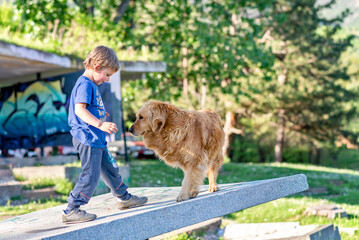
top-left (129, 101), bottom-right (167, 136)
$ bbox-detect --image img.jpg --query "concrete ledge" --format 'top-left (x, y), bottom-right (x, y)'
top-left (12, 165), bottom-right (130, 184)
top-left (0, 156), bottom-right (78, 168)
top-left (0, 174), bottom-right (308, 240)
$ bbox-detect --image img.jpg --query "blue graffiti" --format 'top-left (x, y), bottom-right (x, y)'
top-left (0, 80), bottom-right (70, 148)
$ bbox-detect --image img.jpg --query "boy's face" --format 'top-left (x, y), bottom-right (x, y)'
top-left (93, 67), bottom-right (116, 85)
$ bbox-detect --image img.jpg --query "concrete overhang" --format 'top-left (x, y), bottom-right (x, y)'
top-left (0, 40), bottom-right (166, 87)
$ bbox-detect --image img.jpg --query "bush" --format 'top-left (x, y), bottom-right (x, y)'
top-left (282, 147), bottom-right (310, 163)
top-left (55, 178), bottom-right (74, 195)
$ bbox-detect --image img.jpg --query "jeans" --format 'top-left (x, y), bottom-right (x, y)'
top-left (67, 137), bottom-right (129, 209)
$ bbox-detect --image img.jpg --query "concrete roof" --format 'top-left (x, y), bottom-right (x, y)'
top-left (0, 41), bottom-right (166, 87)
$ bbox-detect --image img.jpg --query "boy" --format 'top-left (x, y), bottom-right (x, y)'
top-left (62, 46), bottom-right (147, 224)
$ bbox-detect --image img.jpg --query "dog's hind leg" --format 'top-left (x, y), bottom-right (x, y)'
top-left (208, 154), bottom-right (223, 192)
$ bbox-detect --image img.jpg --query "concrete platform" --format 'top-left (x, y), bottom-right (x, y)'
top-left (0, 174), bottom-right (308, 240)
top-left (221, 222), bottom-right (340, 240)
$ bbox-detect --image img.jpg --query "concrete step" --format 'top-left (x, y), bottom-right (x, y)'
top-left (0, 164), bottom-right (14, 183)
top-left (150, 217), bottom-right (222, 240)
top-left (0, 174), bottom-right (308, 240)
top-left (22, 187), bottom-right (61, 200)
top-left (0, 181), bottom-right (23, 205)
top-left (220, 222), bottom-right (341, 240)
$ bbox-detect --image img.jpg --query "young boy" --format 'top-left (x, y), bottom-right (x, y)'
top-left (62, 46), bottom-right (147, 224)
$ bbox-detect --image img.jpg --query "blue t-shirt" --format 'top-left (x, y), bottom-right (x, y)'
top-left (68, 76), bottom-right (107, 148)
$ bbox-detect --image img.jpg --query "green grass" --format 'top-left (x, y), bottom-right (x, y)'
top-left (0, 196), bottom-right (67, 218)
top-left (1, 159), bottom-right (358, 239)
top-left (129, 160), bottom-right (359, 240)
top-left (321, 149), bottom-right (359, 171)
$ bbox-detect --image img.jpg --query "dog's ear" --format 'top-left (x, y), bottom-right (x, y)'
top-left (150, 107), bottom-right (166, 132)
top-left (152, 116), bottom-right (165, 132)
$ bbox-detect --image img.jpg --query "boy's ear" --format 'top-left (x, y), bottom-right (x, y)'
top-left (94, 64), bottom-right (101, 72)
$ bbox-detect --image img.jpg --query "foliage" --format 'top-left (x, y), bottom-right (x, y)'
top-left (0, 197), bottom-right (67, 217)
top-left (1, 0), bottom-right (359, 164)
top-left (54, 178), bottom-right (74, 195)
top-left (0, 1), bottom-right (159, 60)
top-left (134, 0), bottom-right (275, 106)
top-left (266, 0), bottom-right (357, 142)
top-left (22, 177), bottom-right (56, 190)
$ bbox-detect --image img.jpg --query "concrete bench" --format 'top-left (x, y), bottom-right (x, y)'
top-left (0, 174), bottom-right (308, 240)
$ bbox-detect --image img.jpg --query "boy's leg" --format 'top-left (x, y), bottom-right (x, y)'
top-left (63, 138), bottom-right (103, 223)
top-left (100, 149), bottom-right (129, 199)
top-left (101, 149), bottom-right (148, 209)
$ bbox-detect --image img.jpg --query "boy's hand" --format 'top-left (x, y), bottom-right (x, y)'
top-left (99, 121), bottom-right (118, 135)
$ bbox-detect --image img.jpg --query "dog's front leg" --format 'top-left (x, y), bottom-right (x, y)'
top-left (176, 170), bottom-right (192, 202)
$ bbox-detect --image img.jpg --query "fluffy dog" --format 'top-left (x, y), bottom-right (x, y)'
top-left (129, 100), bottom-right (225, 201)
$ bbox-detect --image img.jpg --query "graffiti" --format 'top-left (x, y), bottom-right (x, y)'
top-left (0, 79), bottom-right (70, 148)
top-left (0, 71), bottom-right (114, 149)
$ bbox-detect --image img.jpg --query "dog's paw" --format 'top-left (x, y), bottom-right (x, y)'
top-left (176, 193), bottom-right (189, 202)
top-left (208, 185), bottom-right (219, 193)
top-left (189, 190), bottom-right (199, 199)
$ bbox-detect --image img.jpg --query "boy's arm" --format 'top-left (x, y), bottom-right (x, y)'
top-left (75, 103), bottom-right (118, 135)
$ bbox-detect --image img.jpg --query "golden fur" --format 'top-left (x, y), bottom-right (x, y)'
top-left (129, 100), bottom-right (225, 201)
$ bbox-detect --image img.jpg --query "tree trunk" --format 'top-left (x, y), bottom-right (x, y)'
top-left (275, 108), bottom-right (285, 162)
top-left (182, 47), bottom-right (194, 109)
top-left (274, 69), bottom-right (287, 163)
top-left (258, 140), bottom-right (266, 163)
top-left (114, 0), bottom-right (131, 23)
top-left (223, 111), bottom-right (244, 158)
top-left (200, 81), bottom-right (207, 109)
top-left (314, 148), bottom-right (321, 165)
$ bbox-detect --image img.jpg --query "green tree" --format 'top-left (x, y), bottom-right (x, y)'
top-left (131, 0), bottom-right (278, 156)
top-left (261, 0), bottom-right (357, 162)
top-left (136, 0), bottom-right (274, 108)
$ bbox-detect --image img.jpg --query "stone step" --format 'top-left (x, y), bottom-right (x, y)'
top-left (22, 187), bottom-right (61, 200)
top-left (303, 204), bottom-right (348, 219)
top-left (220, 222), bottom-right (341, 240)
top-left (150, 217), bottom-right (222, 240)
top-left (0, 174), bottom-right (308, 240)
top-left (0, 181), bottom-right (22, 205)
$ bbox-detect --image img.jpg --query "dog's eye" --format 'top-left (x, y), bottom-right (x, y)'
top-left (139, 116), bottom-right (143, 120)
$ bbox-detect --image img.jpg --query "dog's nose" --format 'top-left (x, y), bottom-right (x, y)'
top-left (129, 126), bottom-right (133, 133)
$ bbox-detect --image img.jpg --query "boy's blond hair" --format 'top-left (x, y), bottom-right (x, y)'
top-left (83, 46), bottom-right (120, 72)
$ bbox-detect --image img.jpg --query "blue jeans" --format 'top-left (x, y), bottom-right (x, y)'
top-left (67, 137), bottom-right (129, 209)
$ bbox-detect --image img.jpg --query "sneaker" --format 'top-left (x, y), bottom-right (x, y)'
top-left (62, 208), bottom-right (96, 224)
top-left (117, 195), bottom-right (148, 209)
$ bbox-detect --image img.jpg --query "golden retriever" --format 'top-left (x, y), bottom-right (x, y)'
top-left (129, 100), bottom-right (225, 201)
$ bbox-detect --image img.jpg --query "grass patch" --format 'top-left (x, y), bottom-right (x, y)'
top-left (1, 160), bottom-right (358, 239)
top-left (130, 160), bottom-right (359, 240)
top-left (321, 149), bottom-right (359, 171)
top-left (0, 197), bottom-right (67, 217)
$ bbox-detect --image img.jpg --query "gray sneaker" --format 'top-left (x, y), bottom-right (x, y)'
top-left (117, 195), bottom-right (148, 209)
top-left (62, 208), bottom-right (96, 224)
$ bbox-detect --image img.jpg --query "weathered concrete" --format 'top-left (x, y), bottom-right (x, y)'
top-left (0, 40), bottom-right (167, 87)
top-left (11, 165), bottom-right (130, 185)
top-left (0, 181), bottom-right (22, 204)
top-left (150, 217), bottom-right (222, 240)
top-left (304, 204), bottom-right (348, 219)
top-left (0, 165), bottom-right (130, 203)
top-left (0, 156), bottom-right (78, 168)
top-left (221, 222), bottom-right (341, 240)
top-left (0, 174), bottom-right (308, 240)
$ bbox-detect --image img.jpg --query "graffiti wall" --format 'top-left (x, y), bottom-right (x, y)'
top-left (0, 71), bottom-right (113, 149)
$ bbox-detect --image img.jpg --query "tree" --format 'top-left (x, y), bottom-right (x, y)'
top-left (131, 0), bottom-right (278, 156)
top-left (260, 0), bottom-right (356, 162)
